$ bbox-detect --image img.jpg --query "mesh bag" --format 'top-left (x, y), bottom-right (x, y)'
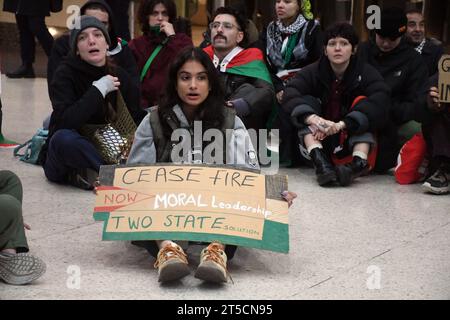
top-left (81, 91), bottom-right (137, 164)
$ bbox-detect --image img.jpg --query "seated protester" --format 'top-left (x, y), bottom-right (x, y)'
top-left (129, 0), bottom-right (193, 109)
top-left (41, 16), bottom-right (144, 190)
top-left (420, 74), bottom-right (450, 195)
top-left (283, 23), bottom-right (390, 187)
top-left (260, 0), bottom-right (321, 101)
top-left (203, 6), bottom-right (275, 132)
top-left (126, 47), bottom-right (296, 283)
top-left (405, 9), bottom-right (444, 76)
top-left (357, 7), bottom-right (429, 173)
top-left (258, 0), bottom-right (322, 165)
top-left (47, 0), bottom-right (139, 88)
top-left (0, 170), bottom-right (46, 285)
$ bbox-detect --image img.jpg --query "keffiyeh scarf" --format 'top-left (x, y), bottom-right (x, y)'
top-left (414, 38), bottom-right (426, 55)
top-left (266, 14), bottom-right (309, 70)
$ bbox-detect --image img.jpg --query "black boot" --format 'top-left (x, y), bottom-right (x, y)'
top-left (309, 148), bottom-right (337, 186)
top-left (335, 156), bottom-right (370, 187)
top-left (66, 168), bottom-right (98, 190)
top-left (6, 64), bottom-right (35, 79)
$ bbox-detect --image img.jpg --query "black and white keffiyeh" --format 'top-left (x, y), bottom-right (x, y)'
top-left (414, 38), bottom-right (426, 55)
top-left (266, 14), bottom-right (309, 70)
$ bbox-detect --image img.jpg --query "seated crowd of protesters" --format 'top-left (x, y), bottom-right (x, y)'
top-left (21, 1), bottom-right (447, 195)
top-left (1, 0), bottom-right (449, 286)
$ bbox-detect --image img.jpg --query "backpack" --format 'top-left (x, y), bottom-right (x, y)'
top-left (13, 128), bottom-right (48, 164)
top-left (394, 133), bottom-right (428, 185)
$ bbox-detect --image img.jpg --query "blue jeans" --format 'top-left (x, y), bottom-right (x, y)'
top-left (44, 129), bottom-right (104, 183)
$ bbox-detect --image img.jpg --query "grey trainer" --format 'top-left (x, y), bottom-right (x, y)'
top-left (0, 252), bottom-right (46, 285)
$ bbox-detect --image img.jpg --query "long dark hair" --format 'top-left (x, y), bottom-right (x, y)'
top-left (159, 47), bottom-right (226, 133)
top-left (138, 0), bottom-right (177, 35)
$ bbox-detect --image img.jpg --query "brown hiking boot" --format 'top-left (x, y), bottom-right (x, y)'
top-left (195, 243), bottom-right (231, 283)
top-left (154, 243), bottom-right (190, 282)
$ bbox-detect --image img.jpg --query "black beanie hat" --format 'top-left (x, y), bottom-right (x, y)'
top-left (70, 15), bottom-right (111, 54)
top-left (376, 7), bottom-right (407, 39)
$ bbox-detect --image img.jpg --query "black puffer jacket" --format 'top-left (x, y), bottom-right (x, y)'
top-left (358, 38), bottom-right (429, 125)
top-left (47, 55), bottom-right (144, 139)
top-left (283, 55), bottom-right (390, 135)
top-left (40, 54), bottom-right (144, 165)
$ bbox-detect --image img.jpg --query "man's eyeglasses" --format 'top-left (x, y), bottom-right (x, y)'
top-left (209, 21), bottom-right (241, 31)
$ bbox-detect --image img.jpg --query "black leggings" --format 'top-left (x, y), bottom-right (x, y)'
top-left (15, 14), bottom-right (54, 64)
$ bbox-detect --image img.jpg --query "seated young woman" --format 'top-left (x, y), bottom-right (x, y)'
top-left (282, 22), bottom-right (390, 186)
top-left (127, 47), bottom-right (296, 284)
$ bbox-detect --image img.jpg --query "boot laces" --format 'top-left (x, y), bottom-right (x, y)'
top-left (203, 243), bottom-right (234, 284)
top-left (154, 244), bottom-right (188, 269)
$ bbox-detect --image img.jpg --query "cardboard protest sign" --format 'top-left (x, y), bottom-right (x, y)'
top-left (438, 55), bottom-right (450, 103)
top-left (93, 164), bottom-right (290, 253)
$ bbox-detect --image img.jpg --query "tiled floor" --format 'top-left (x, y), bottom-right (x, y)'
top-left (0, 75), bottom-right (449, 300)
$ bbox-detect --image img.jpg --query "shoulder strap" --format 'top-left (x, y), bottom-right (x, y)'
top-left (149, 108), bottom-right (180, 162)
top-left (13, 140), bottom-right (32, 158)
top-left (140, 45), bottom-right (164, 82)
top-left (222, 107), bottom-right (236, 131)
top-left (220, 107), bottom-right (236, 164)
top-left (149, 108), bottom-right (167, 162)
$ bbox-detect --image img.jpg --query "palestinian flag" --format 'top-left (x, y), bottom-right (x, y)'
top-left (204, 45), bottom-right (272, 85)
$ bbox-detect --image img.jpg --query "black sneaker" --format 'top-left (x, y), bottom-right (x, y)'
top-left (67, 168), bottom-right (98, 190)
top-left (422, 167), bottom-right (450, 195)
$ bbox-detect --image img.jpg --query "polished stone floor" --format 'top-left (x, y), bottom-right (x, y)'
top-left (0, 75), bottom-right (449, 300)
